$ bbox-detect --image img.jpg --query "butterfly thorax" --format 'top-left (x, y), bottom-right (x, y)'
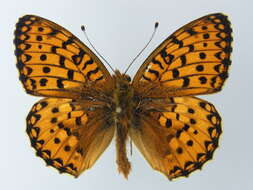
top-left (112, 70), bottom-right (134, 118)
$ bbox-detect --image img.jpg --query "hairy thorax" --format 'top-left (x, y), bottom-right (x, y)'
top-left (112, 70), bottom-right (135, 123)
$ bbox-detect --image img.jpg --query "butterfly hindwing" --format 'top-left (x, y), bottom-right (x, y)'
top-left (129, 97), bottom-right (221, 180)
top-left (27, 98), bottom-right (114, 177)
top-left (14, 15), bottom-right (112, 98)
top-left (133, 13), bottom-right (232, 96)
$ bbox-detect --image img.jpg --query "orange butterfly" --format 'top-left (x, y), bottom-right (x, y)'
top-left (14, 13), bottom-right (232, 180)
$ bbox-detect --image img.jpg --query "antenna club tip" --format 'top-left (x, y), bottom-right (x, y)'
top-left (155, 22), bottom-right (159, 28)
top-left (81, 25), bottom-right (85, 31)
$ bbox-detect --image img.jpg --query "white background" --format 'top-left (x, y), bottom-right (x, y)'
top-left (1, 0), bottom-right (252, 189)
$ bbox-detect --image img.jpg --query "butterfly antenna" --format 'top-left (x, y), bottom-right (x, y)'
top-left (81, 26), bottom-right (115, 72)
top-left (124, 22), bottom-right (159, 74)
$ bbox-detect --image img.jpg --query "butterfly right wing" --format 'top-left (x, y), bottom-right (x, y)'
top-left (133, 13), bottom-right (232, 97)
top-left (27, 98), bottom-right (114, 177)
top-left (129, 97), bottom-right (221, 180)
top-left (14, 15), bottom-right (112, 99)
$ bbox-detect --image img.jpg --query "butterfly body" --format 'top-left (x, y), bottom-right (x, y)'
top-left (104, 71), bottom-right (135, 178)
top-left (14, 13), bottom-right (232, 180)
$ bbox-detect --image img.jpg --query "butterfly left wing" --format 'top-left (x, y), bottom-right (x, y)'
top-left (27, 98), bottom-right (114, 177)
top-left (129, 97), bottom-right (221, 180)
top-left (133, 13), bottom-right (232, 96)
top-left (14, 15), bottom-right (112, 99)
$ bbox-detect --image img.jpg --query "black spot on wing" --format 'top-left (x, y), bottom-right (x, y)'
top-left (152, 58), bottom-right (164, 69)
top-left (87, 67), bottom-right (99, 80)
top-left (148, 69), bottom-right (159, 78)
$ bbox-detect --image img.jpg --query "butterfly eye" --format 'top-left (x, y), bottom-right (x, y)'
top-left (125, 75), bottom-right (131, 82)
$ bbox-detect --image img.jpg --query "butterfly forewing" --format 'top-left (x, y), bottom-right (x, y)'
top-left (14, 15), bottom-right (112, 98)
top-left (133, 13), bottom-right (232, 96)
top-left (26, 98), bottom-right (114, 176)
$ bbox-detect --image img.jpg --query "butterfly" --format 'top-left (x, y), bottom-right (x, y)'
top-left (14, 13), bottom-right (232, 180)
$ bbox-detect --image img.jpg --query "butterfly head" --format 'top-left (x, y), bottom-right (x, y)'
top-left (113, 70), bottom-right (131, 90)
